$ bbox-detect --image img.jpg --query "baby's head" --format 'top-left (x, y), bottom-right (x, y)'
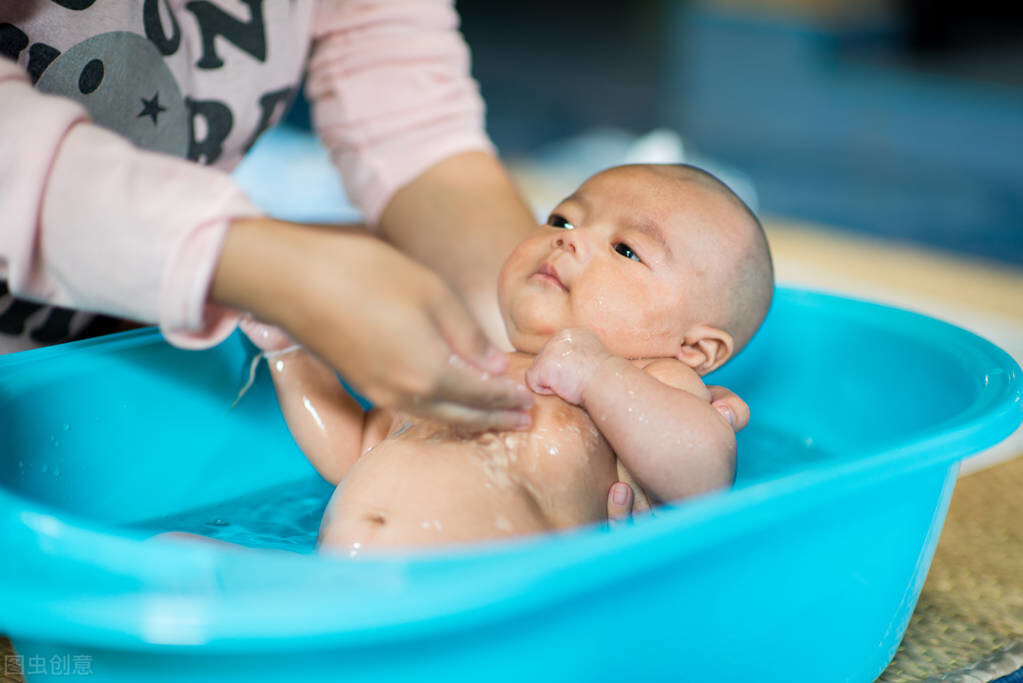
top-left (498, 164), bottom-right (773, 373)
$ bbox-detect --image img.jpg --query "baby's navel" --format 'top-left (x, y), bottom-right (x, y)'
top-left (363, 512), bottom-right (387, 526)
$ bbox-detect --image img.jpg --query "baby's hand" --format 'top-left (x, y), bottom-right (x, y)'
top-left (706, 385), bottom-right (751, 432)
top-left (525, 328), bottom-right (612, 405)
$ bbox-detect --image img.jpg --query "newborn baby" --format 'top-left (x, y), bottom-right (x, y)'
top-left (268, 164), bottom-right (773, 554)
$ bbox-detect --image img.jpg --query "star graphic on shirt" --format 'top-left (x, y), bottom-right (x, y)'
top-left (137, 92), bottom-right (167, 126)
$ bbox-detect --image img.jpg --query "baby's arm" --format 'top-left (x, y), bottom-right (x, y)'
top-left (266, 349), bottom-right (393, 485)
top-left (525, 329), bottom-right (739, 503)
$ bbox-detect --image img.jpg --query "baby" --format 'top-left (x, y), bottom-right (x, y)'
top-left (267, 163), bottom-right (773, 554)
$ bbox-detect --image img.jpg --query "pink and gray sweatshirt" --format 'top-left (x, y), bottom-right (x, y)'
top-left (0, 0), bottom-right (493, 354)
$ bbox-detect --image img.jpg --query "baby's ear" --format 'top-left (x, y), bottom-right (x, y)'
top-left (677, 325), bottom-right (734, 375)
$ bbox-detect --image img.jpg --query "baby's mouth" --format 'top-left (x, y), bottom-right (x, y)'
top-left (532, 263), bottom-right (568, 292)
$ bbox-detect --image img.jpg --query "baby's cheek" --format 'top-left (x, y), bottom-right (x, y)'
top-left (500, 236), bottom-right (546, 283)
top-left (576, 284), bottom-right (656, 349)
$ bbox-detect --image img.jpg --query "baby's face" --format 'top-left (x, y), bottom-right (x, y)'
top-left (498, 165), bottom-right (742, 359)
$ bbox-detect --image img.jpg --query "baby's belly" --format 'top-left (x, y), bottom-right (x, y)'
top-left (317, 405), bottom-right (616, 554)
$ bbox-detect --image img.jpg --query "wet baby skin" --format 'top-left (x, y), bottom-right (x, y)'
top-left (315, 352), bottom-right (623, 553)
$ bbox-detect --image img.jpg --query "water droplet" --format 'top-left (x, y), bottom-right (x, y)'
top-left (209, 518), bottom-right (230, 527)
top-left (62, 424), bottom-right (70, 432)
top-left (447, 353), bottom-right (469, 369)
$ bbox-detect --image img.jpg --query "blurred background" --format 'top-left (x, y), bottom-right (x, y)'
top-left (458, 0), bottom-right (1023, 266)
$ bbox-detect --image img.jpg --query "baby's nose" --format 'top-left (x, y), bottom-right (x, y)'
top-left (553, 230), bottom-right (588, 259)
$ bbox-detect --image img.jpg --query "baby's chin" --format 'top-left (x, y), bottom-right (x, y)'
top-left (505, 330), bottom-right (548, 356)
top-left (500, 309), bottom-right (558, 355)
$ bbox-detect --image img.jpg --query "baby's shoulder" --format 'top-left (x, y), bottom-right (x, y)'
top-left (634, 358), bottom-right (711, 401)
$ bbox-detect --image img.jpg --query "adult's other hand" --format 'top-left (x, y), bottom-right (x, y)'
top-left (212, 217), bottom-right (533, 431)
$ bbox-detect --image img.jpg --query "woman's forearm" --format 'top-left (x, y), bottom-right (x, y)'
top-left (375, 151), bottom-right (537, 350)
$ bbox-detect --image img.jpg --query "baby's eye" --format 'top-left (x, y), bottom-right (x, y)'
top-left (547, 214), bottom-right (574, 229)
top-left (614, 242), bottom-right (641, 262)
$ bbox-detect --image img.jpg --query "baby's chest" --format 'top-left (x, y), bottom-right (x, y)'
top-left (516, 393), bottom-right (615, 486)
top-left (499, 352), bottom-right (615, 476)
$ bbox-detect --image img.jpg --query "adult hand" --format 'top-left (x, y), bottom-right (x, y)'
top-left (608, 476), bottom-right (658, 528)
top-left (212, 217), bottom-right (533, 431)
top-left (607, 481), bottom-right (635, 529)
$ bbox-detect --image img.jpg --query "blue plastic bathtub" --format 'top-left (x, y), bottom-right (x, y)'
top-left (1, 287), bottom-right (1020, 682)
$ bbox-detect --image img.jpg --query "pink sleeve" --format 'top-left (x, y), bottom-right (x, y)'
top-left (306, 0), bottom-right (495, 224)
top-left (0, 58), bottom-right (265, 350)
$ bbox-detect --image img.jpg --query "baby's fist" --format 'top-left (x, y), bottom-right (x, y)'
top-left (525, 328), bottom-right (611, 405)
